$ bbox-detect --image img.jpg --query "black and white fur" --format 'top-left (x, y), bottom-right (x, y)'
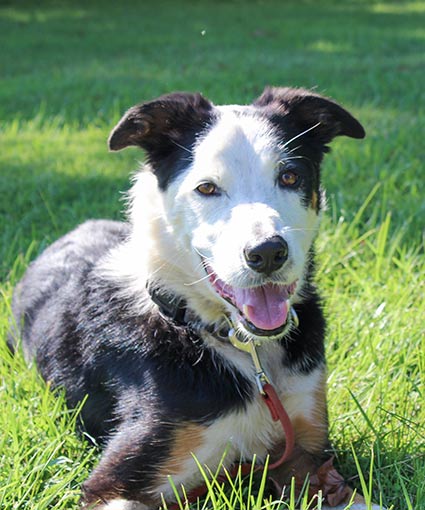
top-left (10, 87), bottom-right (371, 509)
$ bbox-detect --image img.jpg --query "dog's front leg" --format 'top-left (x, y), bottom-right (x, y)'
top-left (81, 421), bottom-right (171, 510)
top-left (81, 420), bottom-right (207, 510)
top-left (264, 370), bottom-right (325, 493)
top-left (87, 500), bottom-right (149, 510)
top-left (267, 417), bottom-right (331, 500)
top-left (268, 394), bottom-right (374, 509)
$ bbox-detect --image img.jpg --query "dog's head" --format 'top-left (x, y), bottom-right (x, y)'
top-left (109, 87), bottom-right (365, 339)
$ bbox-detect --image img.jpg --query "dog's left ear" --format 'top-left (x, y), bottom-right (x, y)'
top-left (254, 86), bottom-right (365, 143)
top-left (108, 92), bottom-right (214, 152)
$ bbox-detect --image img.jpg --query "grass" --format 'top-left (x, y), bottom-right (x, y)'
top-left (0, 0), bottom-right (424, 508)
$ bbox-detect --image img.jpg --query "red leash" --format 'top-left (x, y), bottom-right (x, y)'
top-left (167, 380), bottom-right (295, 509)
top-left (260, 382), bottom-right (295, 468)
top-left (165, 327), bottom-right (354, 509)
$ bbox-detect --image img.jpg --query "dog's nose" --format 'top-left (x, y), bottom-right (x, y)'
top-left (244, 236), bottom-right (288, 275)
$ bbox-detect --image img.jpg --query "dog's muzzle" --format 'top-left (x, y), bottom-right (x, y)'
top-left (203, 262), bottom-right (298, 338)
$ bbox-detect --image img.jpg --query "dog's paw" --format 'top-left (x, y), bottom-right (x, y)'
top-left (321, 493), bottom-right (384, 510)
top-left (322, 505), bottom-right (383, 509)
top-left (95, 500), bottom-right (149, 510)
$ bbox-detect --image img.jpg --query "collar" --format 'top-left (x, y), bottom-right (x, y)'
top-left (147, 282), bottom-right (189, 325)
top-left (146, 281), bottom-right (231, 339)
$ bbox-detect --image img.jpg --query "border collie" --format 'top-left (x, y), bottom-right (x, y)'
top-left (11, 87), bottom-right (379, 510)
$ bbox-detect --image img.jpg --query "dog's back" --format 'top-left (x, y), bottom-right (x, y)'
top-left (10, 220), bottom-right (129, 430)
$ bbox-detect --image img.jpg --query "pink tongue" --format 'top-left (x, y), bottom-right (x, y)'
top-left (234, 284), bottom-right (290, 331)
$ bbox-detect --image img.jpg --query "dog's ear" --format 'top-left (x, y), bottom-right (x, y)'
top-left (108, 92), bottom-right (214, 152)
top-left (253, 86), bottom-right (365, 144)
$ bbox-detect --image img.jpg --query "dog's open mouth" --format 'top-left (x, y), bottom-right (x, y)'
top-left (204, 264), bottom-right (297, 337)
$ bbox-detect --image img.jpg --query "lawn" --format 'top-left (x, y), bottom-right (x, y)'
top-left (0, 1), bottom-right (424, 509)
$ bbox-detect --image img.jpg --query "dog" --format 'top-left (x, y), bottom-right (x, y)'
top-left (10, 87), bottom-right (379, 510)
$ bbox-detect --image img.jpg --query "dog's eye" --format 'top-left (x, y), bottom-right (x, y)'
top-left (278, 169), bottom-right (300, 188)
top-left (196, 182), bottom-right (219, 196)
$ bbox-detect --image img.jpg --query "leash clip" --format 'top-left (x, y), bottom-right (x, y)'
top-left (228, 328), bottom-right (270, 395)
top-left (228, 327), bottom-right (296, 464)
top-left (227, 304), bottom-right (299, 395)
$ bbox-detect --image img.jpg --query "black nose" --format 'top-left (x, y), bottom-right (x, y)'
top-left (244, 236), bottom-right (288, 275)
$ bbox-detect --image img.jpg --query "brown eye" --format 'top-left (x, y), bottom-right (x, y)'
top-left (196, 182), bottom-right (219, 196)
top-left (278, 169), bottom-right (300, 188)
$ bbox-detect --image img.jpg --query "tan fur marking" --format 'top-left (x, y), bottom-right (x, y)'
top-left (158, 423), bottom-right (206, 476)
top-left (311, 190), bottom-right (318, 211)
top-left (293, 372), bottom-right (328, 453)
top-left (292, 415), bottom-right (327, 453)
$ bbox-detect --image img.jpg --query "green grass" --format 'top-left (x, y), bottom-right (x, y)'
top-left (1, 0), bottom-right (424, 509)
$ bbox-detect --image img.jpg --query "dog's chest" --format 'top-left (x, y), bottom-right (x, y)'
top-left (200, 342), bottom-right (316, 460)
top-left (157, 341), bottom-right (321, 496)
top-left (202, 388), bottom-right (283, 464)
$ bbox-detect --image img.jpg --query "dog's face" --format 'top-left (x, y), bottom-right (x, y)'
top-left (165, 109), bottom-right (320, 338)
top-left (109, 88), bottom-right (364, 339)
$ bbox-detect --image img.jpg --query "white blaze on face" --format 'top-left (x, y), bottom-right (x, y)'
top-left (162, 109), bottom-right (321, 325)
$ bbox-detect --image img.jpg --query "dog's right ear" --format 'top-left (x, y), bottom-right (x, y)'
top-left (108, 92), bottom-right (214, 152)
top-left (253, 86), bottom-right (365, 144)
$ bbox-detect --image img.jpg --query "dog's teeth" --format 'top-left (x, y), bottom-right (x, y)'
top-left (290, 305), bottom-right (299, 327)
top-left (243, 304), bottom-right (249, 317)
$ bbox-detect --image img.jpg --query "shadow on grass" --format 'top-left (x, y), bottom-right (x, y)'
top-left (0, 157), bottom-right (130, 280)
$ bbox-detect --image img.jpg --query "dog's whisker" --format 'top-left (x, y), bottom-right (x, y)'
top-left (280, 122), bottom-right (321, 150)
top-left (278, 155), bottom-right (303, 163)
top-left (283, 227), bottom-right (319, 233)
top-left (193, 246), bottom-right (212, 261)
top-left (184, 273), bottom-right (211, 287)
top-left (282, 144), bottom-right (302, 156)
top-left (278, 154), bottom-right (313, 165)
top-left (170, 139), bottom-right (192, 154)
